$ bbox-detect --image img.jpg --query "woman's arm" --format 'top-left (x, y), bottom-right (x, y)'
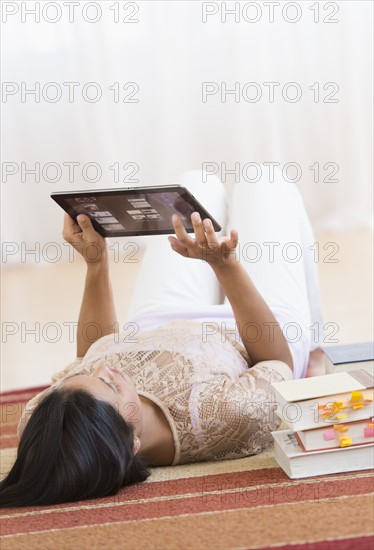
top-left (210, 262), bottom-right (293, 369)
top-left (62, 213), bottom-right (118, 357)
top-left (168, 212), bottom-right (293, 371)
top-left (77, 261), bottom-right (118, 357)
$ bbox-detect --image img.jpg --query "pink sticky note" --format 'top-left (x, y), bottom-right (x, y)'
top-left (323, 429), bottom-right (336, 441)
top-left (364, 427), bottom-right (374, 438)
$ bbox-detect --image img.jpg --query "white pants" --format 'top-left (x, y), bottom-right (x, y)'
top-left (125, 169), bottom-right (325, 379)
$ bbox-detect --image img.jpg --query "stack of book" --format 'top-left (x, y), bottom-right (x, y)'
top-left (323, 342), bottom-right (373, 375)
top-left (271, 369), bottom-right (374, 478)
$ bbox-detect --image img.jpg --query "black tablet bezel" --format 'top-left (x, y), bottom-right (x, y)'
top-left (51, 185), bottom-right (222, 237)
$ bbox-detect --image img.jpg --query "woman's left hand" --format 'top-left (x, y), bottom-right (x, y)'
top-left (168, 212), bottom-right (238, 269)
top-left (62, 213), bottom-right (108, 265)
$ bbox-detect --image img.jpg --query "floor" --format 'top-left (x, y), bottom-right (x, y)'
top-left (1, 228), bottom-right (373, 391)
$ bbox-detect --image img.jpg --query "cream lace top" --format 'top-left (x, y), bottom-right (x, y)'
top-left (17, 320), bottom-right (293, 465)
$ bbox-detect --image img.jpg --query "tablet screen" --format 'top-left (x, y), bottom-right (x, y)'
top-left (51, 186), bottom-right (221, 237)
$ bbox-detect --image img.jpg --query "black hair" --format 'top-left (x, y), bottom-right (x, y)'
top-left (0, 387), bottom-right (151, 508)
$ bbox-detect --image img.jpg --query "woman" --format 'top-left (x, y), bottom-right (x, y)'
top-left (0, 170), bottom-right (324, 508)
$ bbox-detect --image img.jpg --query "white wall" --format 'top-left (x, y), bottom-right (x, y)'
top-left (1, 0), bottom-right (373, 265)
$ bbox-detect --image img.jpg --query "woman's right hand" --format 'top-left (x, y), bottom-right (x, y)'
top-left (62, 213), bottom-right (108, 265)
top-left (168, 212), bottom-right (239, 269)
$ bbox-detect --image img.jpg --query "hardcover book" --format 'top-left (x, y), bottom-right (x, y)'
top-left (272, 370), bottom-right (374, 431)
top-left (272, 429), bottom-right (374, 479)
top-left (295, 418), bottom-right (374, 452)
top-left (324, 342), bottom-right (373, 375)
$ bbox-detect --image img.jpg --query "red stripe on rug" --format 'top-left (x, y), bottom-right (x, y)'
top-left (0, 467), bottom-right (368, 506)
top-left (0, 425), bottom-right (19, 436)
top-left (255, 534), bottom-right (374, 550)
top-left (0, 387), bottom-right (48, 398)
top-left (0, 387), bottom-right (48, 405)
top-left (0, 437), bottom-right (19, 449)
top-left (1, 473), bottom-right (372, 535)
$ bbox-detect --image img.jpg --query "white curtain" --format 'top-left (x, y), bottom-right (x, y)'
top-left (1, 1), bottom-right (373, 264)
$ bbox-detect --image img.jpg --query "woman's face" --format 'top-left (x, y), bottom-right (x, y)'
top-left (60, 365), bottom-right (143, 442)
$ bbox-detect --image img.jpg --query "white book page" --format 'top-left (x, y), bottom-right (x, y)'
top-left (272, 371), bottom-right (371, 403)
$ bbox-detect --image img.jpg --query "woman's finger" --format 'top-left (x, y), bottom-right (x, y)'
top-left (228, 229), bottom-right (239, 249)
top-left (220, 229), bottom-right (239, 260)
top-left (168, 235), bottom-right (189, 257)
top-left (76, 214), bottom-right (99, 240)
top-left (191, 212), bottom-right (206, 245)
top-left (202, 218), bottom-right (219, 248)
top-left (62, 212), bottom-right (80, 239)
top-left (172, 214), bottom-right (194, 246)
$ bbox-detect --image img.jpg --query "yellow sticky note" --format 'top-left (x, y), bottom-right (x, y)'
top-left (339, 437), bottom-right (352, 447)
top-left (350, 391), bottom-right (363, 402)
top-left (334, 424), bottom-right (347, 432)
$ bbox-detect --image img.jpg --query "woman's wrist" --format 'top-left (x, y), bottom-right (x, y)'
top-left (85, 252), bottom-right (109, 272)
top-left (210, 259), bottom-right (241, 276)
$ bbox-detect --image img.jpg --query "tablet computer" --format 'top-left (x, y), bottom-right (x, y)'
top-left (51, 185), bottom-right (222, 237)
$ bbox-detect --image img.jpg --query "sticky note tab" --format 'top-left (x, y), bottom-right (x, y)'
top-left (364, 427), bottom-right (374, 437)
top-left (323, 429), bottom-right (336, 441)
top-left (336, 414), bottom-right (348, 419)
top-left (339, 437), bottom-right (352, 447)
top-left (353, 403), bottom-right (364, 410)
top-left (333, 424), bottom-right (347, 432)
top-left (350, 391), bottom-right (363, 402)
top-left (322, 411), bottom-right (335, 419)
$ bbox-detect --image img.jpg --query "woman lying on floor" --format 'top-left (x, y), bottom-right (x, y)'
top-left (0, 170), bottom-right (324, 507)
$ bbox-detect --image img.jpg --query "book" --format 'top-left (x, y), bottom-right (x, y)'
top-left (324, 342), bottom-right (374, 375)
top-left (272, 369), bottom-right (374, 431)
top-left (295, 418), bottom-right (374, 452)
top-left (272, 429), bottom-right (374, 479)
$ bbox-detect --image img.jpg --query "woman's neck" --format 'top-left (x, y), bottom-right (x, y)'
top-left (137, 395), bottom-right (175, 466)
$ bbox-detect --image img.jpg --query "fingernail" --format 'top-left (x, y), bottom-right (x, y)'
top-left (192, 212), bottom-right (200, 222)
top-left (77, 215), bottom-right (85, 223)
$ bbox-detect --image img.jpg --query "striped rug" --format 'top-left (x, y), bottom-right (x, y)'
top-left (1, 387), bottom-right (373, 550)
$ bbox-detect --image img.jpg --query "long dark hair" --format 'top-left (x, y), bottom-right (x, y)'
top-left (0, 387), bottom-right (151, 508)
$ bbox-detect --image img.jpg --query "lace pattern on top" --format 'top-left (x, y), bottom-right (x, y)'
top-left (17, 320), bottom-right (292, 465)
